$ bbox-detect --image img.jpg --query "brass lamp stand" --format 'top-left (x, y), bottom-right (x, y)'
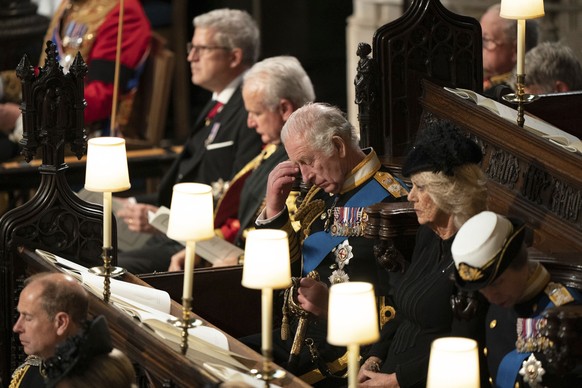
top-left (499, 0), bottom-right (545, 128)
top-left (84, 137), bottom-right (131, 302)
top-left (166, 183), bottom-right (214, 354)
top-left (502, 74), bottom-right (539, 128)
top-left (242, 230), bottom-right (292, 385)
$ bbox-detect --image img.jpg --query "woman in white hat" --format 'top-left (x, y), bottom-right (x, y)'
top-left (452, 211), bottom-right (582, 388)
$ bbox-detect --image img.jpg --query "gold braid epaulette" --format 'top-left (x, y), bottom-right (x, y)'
top-left (9, 356), bottom-right (42, 388)
top-left (294, 186), bottom-right (325, 240)
top-left (9, 364), bottom-right (30, 388)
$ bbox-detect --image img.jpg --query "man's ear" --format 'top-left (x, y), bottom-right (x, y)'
top-left (554, 80), bottom-right (570, 93)
top-left (332, 135), bottom-right (346, 158)
top-left (229, 48), bottom-right (244, 69)
top-left (54, 312), bottom-right (71, 336)
top-left (279, 99), bottom-right (295, 121)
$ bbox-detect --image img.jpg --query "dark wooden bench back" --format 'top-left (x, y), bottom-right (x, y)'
top-left (0, 42), bottom-right (114, 382)
top-left (355, 0), bottom-right (483, 159)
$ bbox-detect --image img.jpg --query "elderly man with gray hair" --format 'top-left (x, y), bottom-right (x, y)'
top-left (117, 8), bottom-right (264, 274)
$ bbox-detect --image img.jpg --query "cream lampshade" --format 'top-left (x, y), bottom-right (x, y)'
top-left (84, 137), bottom-right (131, 192)
top-left (84, 137), bottom-right (131, 299)
top-left (242, 229), bottom-right (291, 381)
top-left (242, 229), bottom-right (292, 289)
top-left (426, 337), bottom-right (480, 388)
top-left (327, 282), bottom-right (379, 345)
top-left (500, 0), bottom-right (545, 19)
top-left (328, 282), bottom-right (379, 388)
top-left (167, 183), bottom-right (214, 302)
top-left (84, 137), bottom-right (131, 250)
top-left (166, 182), bottom-right (214, 242)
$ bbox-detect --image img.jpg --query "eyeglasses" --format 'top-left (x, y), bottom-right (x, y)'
top-left (482, 36), bottom-right (505, 51)
top-left (186, 43), bottom-right (230, 56)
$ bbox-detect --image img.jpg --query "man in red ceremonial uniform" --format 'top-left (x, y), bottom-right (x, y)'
top-left (0, 0), bottom-right (151, 158)
top-left (40, 0), bottom-right (151, 133)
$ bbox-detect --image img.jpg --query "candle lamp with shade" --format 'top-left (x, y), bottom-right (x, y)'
top-left (327, 282), bottom-right (380, 388)
top-left (166, 182), bottom-right (215, 355)
top-left (84, 137), bottom-right (131, 302)
top-left (500, 0), bottom-right (545, 127)
top-left (242, 229), bottom-right (292, 384)
top-left (426, 337), bottom-right (480, 388)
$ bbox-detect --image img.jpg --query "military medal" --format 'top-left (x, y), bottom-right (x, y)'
top-left (516, 317), bottom-right (550, 353)
top-left (519, 353), bottom-right (545, 388)
top-left (329, 240), bottom-right (353, 284)
top-left (323, 195), bottom-right (339, 232)
top-left (330, 206), bottom-right (367, 237)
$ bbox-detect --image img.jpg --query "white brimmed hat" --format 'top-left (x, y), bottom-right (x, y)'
top-left (451, 211), bottom-right (526, 290)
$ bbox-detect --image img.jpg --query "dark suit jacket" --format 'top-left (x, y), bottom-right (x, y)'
top-left (236, 144), bottom-right (288, 244)
top-left (149, 86), bottom-right (263, 208)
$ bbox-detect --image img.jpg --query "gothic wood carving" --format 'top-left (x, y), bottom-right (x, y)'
top-left (355, 0), bottom-right (482, 158)
top-left (0, 42), bottom-right (117, 382)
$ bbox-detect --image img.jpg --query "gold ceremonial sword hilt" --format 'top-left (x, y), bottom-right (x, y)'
top-left (282, 271), bottom-right (319, 370)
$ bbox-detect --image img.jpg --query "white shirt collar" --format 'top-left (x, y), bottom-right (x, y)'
top-left (212, 73), bottom-right (245, 105)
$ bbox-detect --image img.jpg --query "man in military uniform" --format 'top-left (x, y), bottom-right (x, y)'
top-left (246, 102), bottom-right (409, 385)
top-left (452, 211), bottom-right (582, 387)
top-left (10, 272), bottom-right (89, 387)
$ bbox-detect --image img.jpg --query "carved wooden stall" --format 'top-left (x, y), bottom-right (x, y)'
top-left (355, 0), bottom-right (483, 159)
top-left (419, 79), bottom-right (582, 371)
top-left (420, 80), bottom-right (582, 256)
top-left (353, 0), bottom-right (582, 374)
top-left (524, 90), bottom-right (582, 139)
top-left (0, 43), bottom-right (116, 384)
top-left (17, 247), bottom-right (309, 387)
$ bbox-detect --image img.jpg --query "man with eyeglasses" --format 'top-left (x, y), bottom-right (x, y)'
top-left (116, 8), bottom-right (264, 274)
top-left (480, 3), bottom-right (538, 96)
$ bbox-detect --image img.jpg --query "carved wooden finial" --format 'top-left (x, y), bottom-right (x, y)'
top-left (17, 40), bottom-right (87, 163)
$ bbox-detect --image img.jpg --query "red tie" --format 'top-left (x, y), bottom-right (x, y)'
top-left (205, 101), bottom-right (224, 126)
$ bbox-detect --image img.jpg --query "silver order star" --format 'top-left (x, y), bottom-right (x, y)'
top-left (335, 240), bottom-right (354, 265)
top-left (519, 353), bottom-right (545, 387)
top-left (329, 269), bottom-right (350, 284)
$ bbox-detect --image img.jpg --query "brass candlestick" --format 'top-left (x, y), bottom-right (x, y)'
top-left (102, 247), bottom-right (112, 302)
top-left (250, 347), bottom-right (286, 386)
top-left (89, 246), bottom-right (126, 303)
top-left (502, 74), bottom-right (539, 127)
top-left (167, 297), bottom-right (202, 355)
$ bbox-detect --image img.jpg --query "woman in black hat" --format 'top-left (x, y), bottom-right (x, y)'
top-left (358, 120), bottom-right (488, 387)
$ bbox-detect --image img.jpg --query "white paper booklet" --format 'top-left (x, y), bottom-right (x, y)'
top-left (36, 249), bottom-right (172, 313)
top-left (444, 87), bottom-right (582, 154)
top-left (148, 206), bottom-right (244, 265)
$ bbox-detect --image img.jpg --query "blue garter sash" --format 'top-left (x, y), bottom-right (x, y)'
top-left (301, 179), bottom-right (389, 275)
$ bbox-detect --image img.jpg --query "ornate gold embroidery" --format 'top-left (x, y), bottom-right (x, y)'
top-left (458, 262), bottom-right (485, 281)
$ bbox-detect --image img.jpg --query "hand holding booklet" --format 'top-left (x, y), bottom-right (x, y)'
top-left (444, 87), bottom-right (582, 154)
top-left (148, 206), bottom-right (244, 265)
